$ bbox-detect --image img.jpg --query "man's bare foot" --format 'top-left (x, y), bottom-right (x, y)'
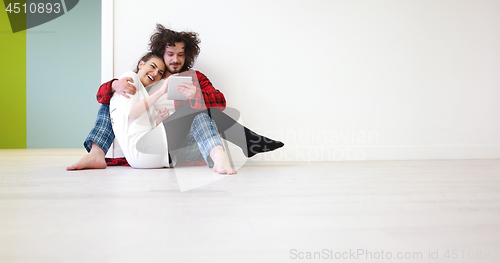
top-left (66, 143), bottom-right (107, 171)
top-left (210, 145), bottom-right (237, 175)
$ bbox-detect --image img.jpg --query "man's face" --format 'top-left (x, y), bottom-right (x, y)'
top-left (164, 42), bottom-right (185, 74)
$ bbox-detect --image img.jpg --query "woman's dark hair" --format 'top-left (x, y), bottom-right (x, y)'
top-left (148, 24), bottom-right (201, 71)
top-left (134, 52), bottom-right (163, 75)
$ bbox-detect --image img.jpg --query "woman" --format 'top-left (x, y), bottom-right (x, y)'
top-left (110, 52), bottom-right (236, 174)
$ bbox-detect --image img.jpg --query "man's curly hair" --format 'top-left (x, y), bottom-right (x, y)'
top-left (148, 24), bottom-right (201, 72)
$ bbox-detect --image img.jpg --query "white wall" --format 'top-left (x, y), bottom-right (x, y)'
top-left (113, 0), bottom-right (500, 161)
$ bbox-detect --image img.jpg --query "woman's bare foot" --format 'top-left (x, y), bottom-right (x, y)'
top-left (66, 143), bottom-right (107, 171)
top-left (209, 145), bottom-right (236, 175)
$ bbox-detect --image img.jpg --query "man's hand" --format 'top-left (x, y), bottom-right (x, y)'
top-left (112, 77), bottom-right (136, 98)
top-left (176, 81), bottom-right (197, 100)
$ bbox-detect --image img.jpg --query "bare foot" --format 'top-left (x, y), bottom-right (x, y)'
top-left (209, 145), bottom-right (237, 175)
top-left (66, 143), bottom-right (107, 171)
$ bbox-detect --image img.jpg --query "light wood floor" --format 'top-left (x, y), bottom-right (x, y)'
top-left (1, 149), bottom-right (499, 263)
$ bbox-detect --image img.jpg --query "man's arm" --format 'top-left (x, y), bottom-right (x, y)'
top-left (174, 70), bottom-right (226, 110)
top-left (196, 71), bottom-right (226, 110)
top-left (96, 79), bottom-right (115, 104)
top-left (96, 78), bottom-right (137, 104)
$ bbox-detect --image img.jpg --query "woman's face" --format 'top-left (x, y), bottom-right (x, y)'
top-left (137, 56), bottom-right (165, 87)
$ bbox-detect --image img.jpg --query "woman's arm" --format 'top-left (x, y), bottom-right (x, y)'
top-left (128, 79), bottom-right (168, 120)
top-left (155, 107), bottom-right (169, 126)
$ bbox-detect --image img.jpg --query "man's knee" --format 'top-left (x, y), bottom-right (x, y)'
top-left (192, 113), bottom-right (218, 133)
top-left (193, 112), bottom-right (211, 123)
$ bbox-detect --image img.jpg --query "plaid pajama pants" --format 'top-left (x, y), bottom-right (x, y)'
top-left (84, 105), bottom-right (222, 168)
top-left (170, 113), bottom-right (222, 168)
top-left (84, 104), bottom-right (114, 153)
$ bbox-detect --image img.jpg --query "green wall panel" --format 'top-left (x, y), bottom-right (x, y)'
top-left (0, 3), bottom-right (26, 149)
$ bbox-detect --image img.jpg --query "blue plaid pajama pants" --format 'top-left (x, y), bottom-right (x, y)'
top-left (84, 105), bottom-right (222, 168)
top-left (172, 113), bottom-right (223, 168)
top-left (84, 104), bottom-right (114, 153)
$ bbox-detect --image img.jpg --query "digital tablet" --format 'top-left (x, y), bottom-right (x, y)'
top-left (166, 76), bottom-right (193, 100)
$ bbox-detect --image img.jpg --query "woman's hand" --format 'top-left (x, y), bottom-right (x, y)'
top-left (176, 81), bottom-right (197, 100)
top-left (159, 76), bottom-right (170, 95)
top-left (156, 107), bottom-right (170, 126)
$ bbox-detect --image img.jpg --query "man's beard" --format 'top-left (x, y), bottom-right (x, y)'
top-left (166, 64), bottom-right (182, 74)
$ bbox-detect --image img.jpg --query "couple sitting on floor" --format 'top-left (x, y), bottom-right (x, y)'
top-left (67, 24), bottom-right (283, 174)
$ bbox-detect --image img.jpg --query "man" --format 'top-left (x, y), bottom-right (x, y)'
top-left (67, 24), bottom-right (283, 171)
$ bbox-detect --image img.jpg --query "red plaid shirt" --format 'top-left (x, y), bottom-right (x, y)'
top-left (97, 69), bottom-right (226, 110)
